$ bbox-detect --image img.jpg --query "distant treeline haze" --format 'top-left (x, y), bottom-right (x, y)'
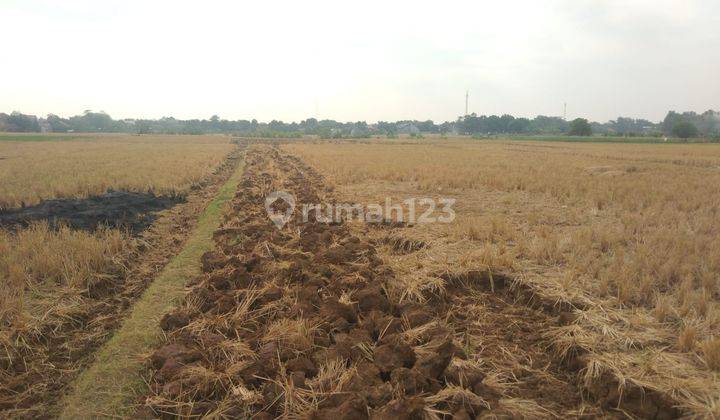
top-left (1, 109), bottom-right (718, 138)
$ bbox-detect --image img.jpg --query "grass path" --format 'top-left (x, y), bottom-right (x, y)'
top-left (59, 154), bottom-right (245, 419)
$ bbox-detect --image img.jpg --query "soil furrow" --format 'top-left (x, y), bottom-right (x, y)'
top-left (143, 145), bottom-right (612, 418)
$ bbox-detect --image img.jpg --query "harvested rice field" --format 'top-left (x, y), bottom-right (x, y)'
top-left (136, 141), bottom-right (720, 419)
top-left (4, 1), bottom-right (717, 418)
top-left (0, 133), bottom-right (235, 209)
top-left (0, 134), bottom-right (240, 418)
top-left (3, 138), bottom-right (720, 419)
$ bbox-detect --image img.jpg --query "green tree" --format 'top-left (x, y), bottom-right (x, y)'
top-left (7, 112), bottom-right (41, 132)
top-left (68, 111), bottom-right (115, 132)
top-left (135, 121), bottom-right (151, 134)
top-left (671, 121), bottom-right (699, 139)
top-left (530, 115), bottom-right (568, 134)
top-left (47, 114), bottom-right (71, 132)
top-left (508, 117), bottom-right (530, 133)
top-left (568, 118), bottom-right (592, 136)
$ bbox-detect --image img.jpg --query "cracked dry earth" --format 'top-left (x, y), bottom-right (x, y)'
top-left (143, 145), bottom-right (610, 419)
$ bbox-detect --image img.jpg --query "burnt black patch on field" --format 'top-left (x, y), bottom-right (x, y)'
top-left (0, 191), bottom-right (184, 234)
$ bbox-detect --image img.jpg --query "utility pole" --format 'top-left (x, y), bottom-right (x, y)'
top-left (465, 90), bottom-right (469, 116)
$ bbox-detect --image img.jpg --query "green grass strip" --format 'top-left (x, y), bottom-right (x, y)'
top-left (59, 155), bottom-right (245, 419)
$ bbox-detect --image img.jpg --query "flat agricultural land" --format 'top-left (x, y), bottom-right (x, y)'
top-left (135, 141), bottom-right (720, 419)
top-left (0, 134), bottom-right (238, 417)
top-left (0, 133), bottom-right (235, 209)
top-left (4, 137), bottom-right (720, 418)
top-left (277, 139), bottom-right (720, 416)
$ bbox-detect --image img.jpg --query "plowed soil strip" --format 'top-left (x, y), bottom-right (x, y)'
top-left (142, 145), bottom-right (607, 418)
top-left (58, 153), bottom-right (246, 419)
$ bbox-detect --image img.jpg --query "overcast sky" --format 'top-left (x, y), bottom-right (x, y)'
top-left (1, 0), bottom-right (718, 123)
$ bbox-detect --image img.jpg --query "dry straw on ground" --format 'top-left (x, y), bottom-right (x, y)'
top-left (0, 134), bottom-right (237, 417)
top-left (0, 134), bottom-right (235, 327)
top-left (0, 134), bottom-right (234, 209)
top-left (283, 138), bottom-right (720, 416)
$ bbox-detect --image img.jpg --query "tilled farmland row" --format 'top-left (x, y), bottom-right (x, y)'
top-left (145, 145), bottom-right (608, 418)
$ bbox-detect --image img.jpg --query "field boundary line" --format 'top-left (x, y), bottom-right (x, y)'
top-left (58, 153), bottom-right (245, 419)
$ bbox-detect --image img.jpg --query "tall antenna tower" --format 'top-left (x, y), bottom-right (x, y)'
top-left (563, 102), bottom-right (567, 120)
top-left (465, 90), bottom-right (469, 116)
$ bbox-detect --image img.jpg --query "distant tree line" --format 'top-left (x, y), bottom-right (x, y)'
top-left (662, 110), bottom-right (720, 139)
top-left (0, 112), bottom-right (41, 132)
top-left (2, 109), bottom-right (719, 139)
top-left (457, 114), bottom-right (569, 135)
